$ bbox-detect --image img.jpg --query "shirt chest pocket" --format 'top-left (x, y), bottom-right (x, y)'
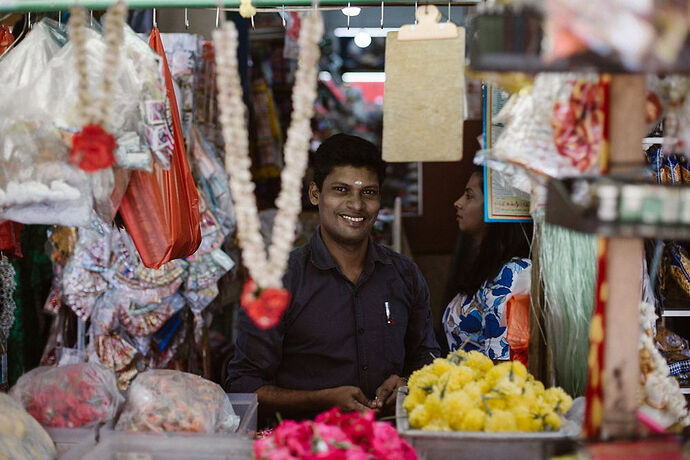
top-left (382, 299), bottom-right (408, 370)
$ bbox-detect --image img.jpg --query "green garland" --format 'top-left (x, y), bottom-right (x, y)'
top-left (539, 223), bottom-right (597, 397)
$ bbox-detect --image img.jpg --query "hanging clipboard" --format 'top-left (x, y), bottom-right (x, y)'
top-left (382, 5), bottom-right (465, 162)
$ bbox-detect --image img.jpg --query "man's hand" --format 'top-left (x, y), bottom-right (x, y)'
top-left (373, 374), bottom-right (406, 411)
top-left (320, 385), bottom-right (373, 413)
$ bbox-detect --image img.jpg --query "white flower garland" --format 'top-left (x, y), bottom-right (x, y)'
top-left (68, 0), bottom-right (128, 129)
top-left (639, 301), bottom-right (690, 428)
top-left (213, 11), bottom-right (323, 289)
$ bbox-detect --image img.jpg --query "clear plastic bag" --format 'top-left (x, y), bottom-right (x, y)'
top-left (189, 125), bottom-right (236, 237)
top-left (115, 369), bottom-right (239, 433)
top-left (492, 73), bottom-right (605, 178)
top-left (0, 393), bottom-right (57, 460)
top-left (10, 363), bottom-right (124, 429)
top-left (0, 19), bottom-right (164, 226)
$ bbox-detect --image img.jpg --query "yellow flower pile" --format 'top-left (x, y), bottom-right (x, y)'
top-left (404, 350), bottom-right (573, 432)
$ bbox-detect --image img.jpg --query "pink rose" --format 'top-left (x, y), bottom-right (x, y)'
top-left (345, 450), bottom-right (372, 460)
top-left (370, 422), bottom-right (417, 460)
top-left (267, 446), bottom-right (299, 460)
top-left (254, 437), bottom-right (275, 459)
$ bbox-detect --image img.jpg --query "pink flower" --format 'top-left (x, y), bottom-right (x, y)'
top-left (345, 450), bottom-right (372, 460)
top-left (254, 437), bottom-right (275, 459)
top-left (267, 446), bottom-right (299, 460)
top-left (369, 422), bottom-right (417, 460)
top-left (254, 409), bottom-right (417, 460)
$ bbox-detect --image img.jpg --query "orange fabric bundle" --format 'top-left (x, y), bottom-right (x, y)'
top-left (118, 28), bottom-right (201, 269)
top-left (506, 294), bottom-right (530, 366)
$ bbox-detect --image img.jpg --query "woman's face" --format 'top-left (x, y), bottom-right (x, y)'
top-left (454, 172), bottom-right (487, 242)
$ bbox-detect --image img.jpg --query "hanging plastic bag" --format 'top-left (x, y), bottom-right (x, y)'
top-left (491, 73), bottom-right (605, 179)
top-left (115, 369), bottom-right (239, 433)
top-left (0, 393), bottom-right (57, 460)
top-left (10, 362), bottom-right (124, 429)
top-left (0, 20), bottom-right (162, 226)
top-left (118, 28), bottom-right (201, 269)
top-left (506, 293), bottom-right (530, 367)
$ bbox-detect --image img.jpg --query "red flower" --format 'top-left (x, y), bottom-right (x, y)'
top-left (70, 124), bottom-right (116, 172)
top-left (241, 279), bottom-right (290, 330)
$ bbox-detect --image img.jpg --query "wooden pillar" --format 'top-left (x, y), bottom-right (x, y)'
top-left (600, 75), bottom-right (646, 439)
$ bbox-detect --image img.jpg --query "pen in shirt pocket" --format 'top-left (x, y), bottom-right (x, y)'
top-left (385, 301), bottom-right (394, 324)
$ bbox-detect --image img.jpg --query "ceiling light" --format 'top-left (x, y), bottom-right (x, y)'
top-left (341, 6), bottom-right (361, 16)
top-left (334, 27), bottom-right (397, 38)
top-left (353, 32), bottom-right (372, 48)
top-left (342, 72), bottom-right (386, 83)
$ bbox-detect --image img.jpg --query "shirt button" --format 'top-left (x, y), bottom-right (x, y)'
top-left (358, 328), bottom-right (365, 335)
top-left (362, 365), bottom-right (368, 371)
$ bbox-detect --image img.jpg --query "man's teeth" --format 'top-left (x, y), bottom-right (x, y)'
top-left (342, 215), bottom-right (364, 222)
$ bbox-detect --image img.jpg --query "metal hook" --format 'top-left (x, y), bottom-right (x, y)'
top-left (184, 8), bottom-right (190, 29)
top-left (215, 7), bottom-right (220, 29)
top-left (27, 12), bottom-right (31, 28)
top-left (152, 8), bottom-right (157, 29)
top-left (250, 15), bottom-right (255, 29)
top-left (380, 0), bottom-right (384, 28)
top-left (90, 10), bottom-right (93, 26)
top-left (347, 2), bottom-right (351, 30)
top-left (281, 5), bottom-right (286, 28)
top-left (58, 11), bottom-right (62, 26)
top-left (414, 1), bottom-right (418, 24)
top-left (448, 0), bottom-right (451, 23)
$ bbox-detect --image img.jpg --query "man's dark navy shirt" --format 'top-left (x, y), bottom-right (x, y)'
top-left (226, 228), bottom-right (440, 402)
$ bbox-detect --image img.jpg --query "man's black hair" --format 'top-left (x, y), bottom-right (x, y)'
top-left (310, 133), bottom-right (386, 190)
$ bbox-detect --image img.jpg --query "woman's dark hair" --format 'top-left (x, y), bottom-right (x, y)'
top-left (310, 134), bottom-right (386, 190)
top-left (447, 167), bottom-right (533, 298)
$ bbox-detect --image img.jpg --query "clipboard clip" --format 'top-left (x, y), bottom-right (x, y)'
top-left (397, 4), bottom-right (458, 41)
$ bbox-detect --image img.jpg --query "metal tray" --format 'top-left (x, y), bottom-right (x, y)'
top-left (395, 387), bottom-right (578, 460)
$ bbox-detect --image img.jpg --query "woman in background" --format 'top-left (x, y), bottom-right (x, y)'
top-left (442, 167), bottom-right (532, 360)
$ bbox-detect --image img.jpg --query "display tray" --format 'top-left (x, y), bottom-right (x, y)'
top-left (45, 425), bottom-right (99, 458)
top-left (395, 388), bottom-right (578, 460)
top-left (60, 433), bottom-right (253, 460)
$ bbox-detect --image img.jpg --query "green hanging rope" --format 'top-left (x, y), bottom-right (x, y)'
top-left (538, 223), bottom-right (597, 397)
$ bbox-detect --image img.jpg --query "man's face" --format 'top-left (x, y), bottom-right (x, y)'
top-left (309, 165), bottom-right (381, 248)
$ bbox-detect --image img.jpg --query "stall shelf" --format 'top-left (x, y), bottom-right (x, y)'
top-left (466, 7), bottom-right (687, 440)
top-left (0, 0), bottom-right (481, 13)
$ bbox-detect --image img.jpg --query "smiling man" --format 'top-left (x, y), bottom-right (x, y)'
top-left (226, 133), bottom-right (440, 423)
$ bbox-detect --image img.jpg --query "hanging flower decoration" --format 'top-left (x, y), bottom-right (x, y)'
top-left (240, 279), bottom-right (291, 329)
top-left (239, 0), bottom-right (257, 19)
top-left (68, 1), bottom-right (128, 172)
top-left (214, 9), bottom-right (323, 328)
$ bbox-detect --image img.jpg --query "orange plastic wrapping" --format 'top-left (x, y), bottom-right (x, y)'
top-left (506, 294), bottom-right (530, 366)
top-left (118, 28), bottom-right (201, 269)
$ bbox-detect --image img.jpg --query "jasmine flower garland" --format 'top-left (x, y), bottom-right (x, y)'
top-left (68, 1), bottom-right (128, 172)
top-left (639, 301), bottom-right (690, 428)
top-left (213, 11), bottom-right (323, 292)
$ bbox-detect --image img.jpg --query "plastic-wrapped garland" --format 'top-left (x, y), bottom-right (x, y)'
top-left (213, 11), bottom-right (323, 329)
top-left (67, 0), bottom-right (127, 172)
top-left (0, 255), bottom-right (16, 345)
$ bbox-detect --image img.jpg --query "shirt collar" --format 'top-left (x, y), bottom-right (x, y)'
top-left (309, 227), bottom-right (392, 271)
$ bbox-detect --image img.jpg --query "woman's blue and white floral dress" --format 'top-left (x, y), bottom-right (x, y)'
top-left (443, 258), bottom-right (531, 360)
